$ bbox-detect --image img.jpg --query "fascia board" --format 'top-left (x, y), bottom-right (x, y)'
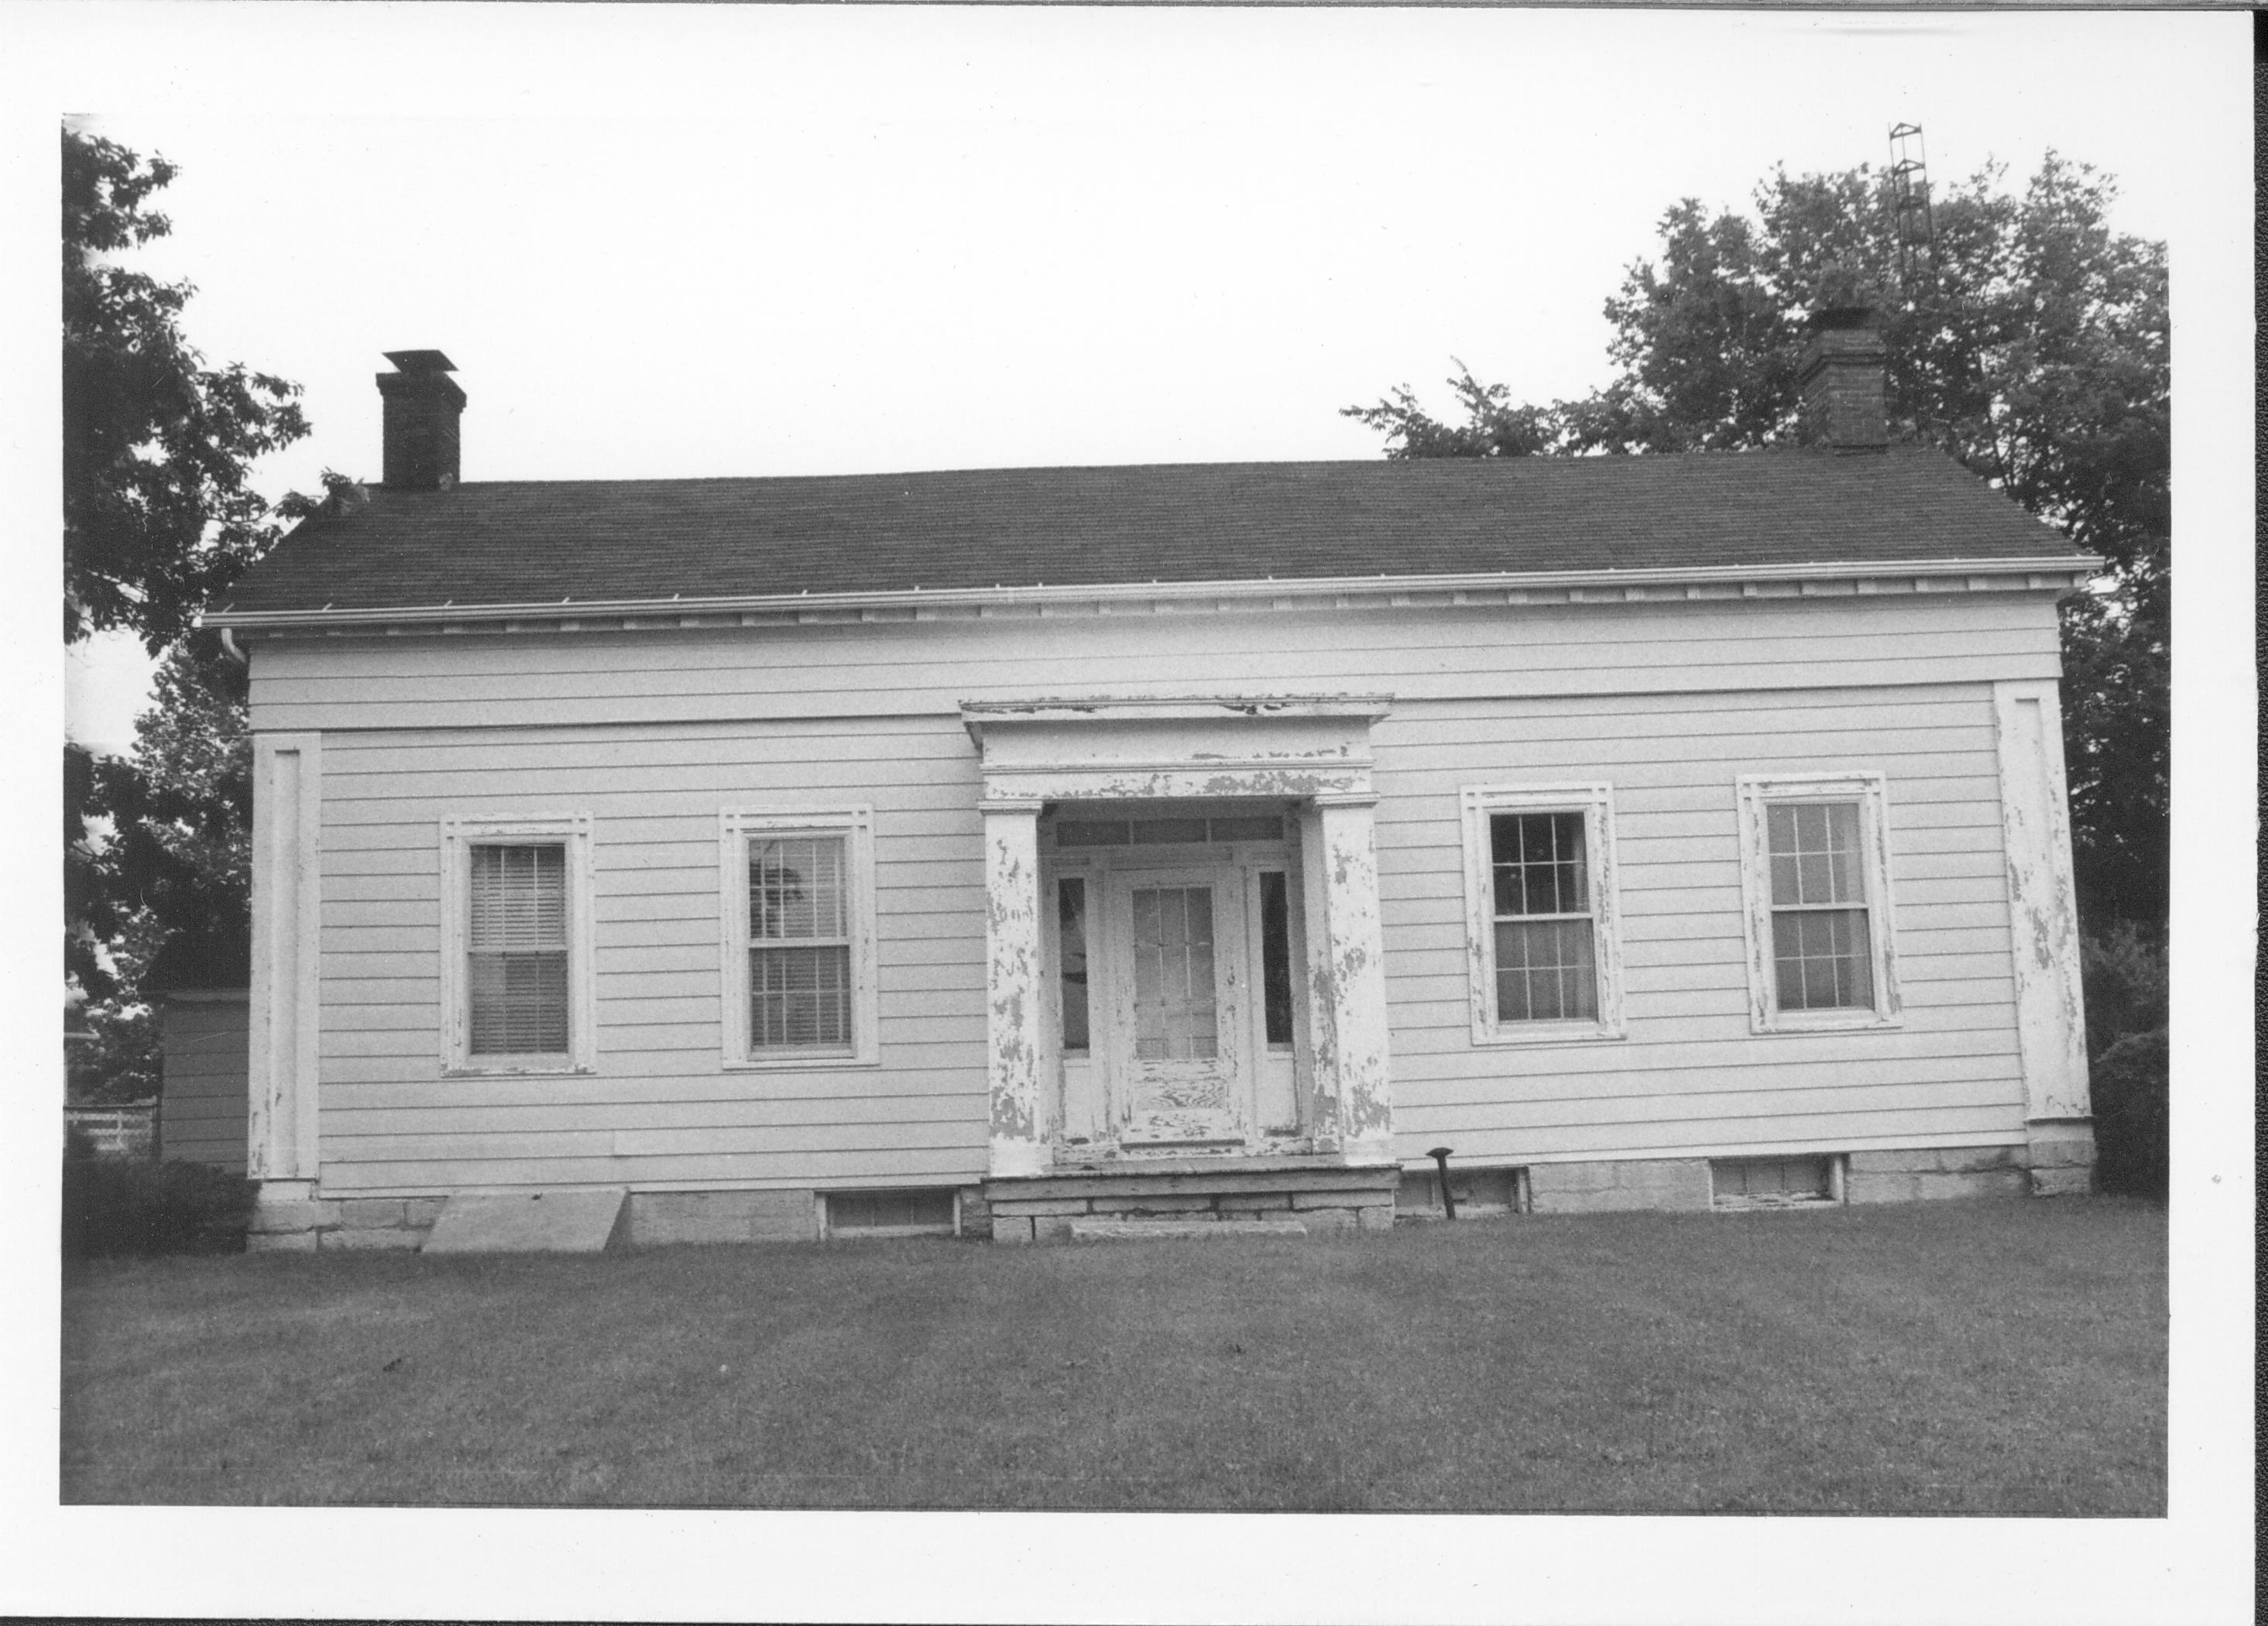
top-left (202, 554), bottom-right (2105, 634)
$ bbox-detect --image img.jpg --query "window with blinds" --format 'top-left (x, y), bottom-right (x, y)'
top-left (467, 842), bottom-right (571, 1055)
top-left (749, 835), bottom-right (854, 1051)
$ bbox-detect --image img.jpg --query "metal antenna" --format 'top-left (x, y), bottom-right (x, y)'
top-left (1888, 122), bottom-right (1937, 296)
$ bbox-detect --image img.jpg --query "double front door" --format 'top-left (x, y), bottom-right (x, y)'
top-left (1055, 842), bottom-right (1301, 1151)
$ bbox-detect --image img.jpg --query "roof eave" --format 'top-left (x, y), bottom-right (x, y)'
top-left (204, 554), bottom-right (2105, 634)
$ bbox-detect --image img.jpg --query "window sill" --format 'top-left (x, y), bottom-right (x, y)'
top-left (721, 1052), bottom-right (881, 1072)
top-left (1750, 1008), bottom-right (1902, 1036)
top-left (1470, 1022), bottom-right (1627, 1048)
top-left (444, 1059), bottom-right (595, 1078)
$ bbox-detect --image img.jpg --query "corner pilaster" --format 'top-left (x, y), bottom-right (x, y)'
top-left (247, 732), bottom-right (322, 1185)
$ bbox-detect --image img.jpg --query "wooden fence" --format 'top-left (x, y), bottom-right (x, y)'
top-left (65, 1102), bottom-right (160, 1160)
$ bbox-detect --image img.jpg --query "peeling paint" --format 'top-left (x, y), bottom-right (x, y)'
top-left (983, 806), bottom-right (1048, 1166)
top-left (1995, 685), bottom-right (2091, 1120)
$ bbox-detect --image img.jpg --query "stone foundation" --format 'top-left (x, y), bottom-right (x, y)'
top-left (983, 1160), bottom-right (1399, 1244)
top-left (629, 1189), bottom-right (820, 1245)
top-left (2023, 1121), bottom-right (2098, 1197)
top-left (1845, 1144), bottom-right (2030, 1203)
top-left (246, 1190), bottom-right (445, 1252)
top-left (1389, 1138), bottom-right (2095, 1220)
top-left (1529, 1157), bottom-right (1714, 1214)
top-left (242, 1134), bottom-right (2095, 1251)
top-left (244, 1185), bottom-right (993, 1250)
top-left (1395, 1167), bottom-right (1526, 1218)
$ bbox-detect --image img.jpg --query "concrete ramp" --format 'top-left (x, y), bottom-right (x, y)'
top-left (421, 1189), bottom-right (630, 1254)
top-left (1069, 1219), bottom-right (1309, 1242)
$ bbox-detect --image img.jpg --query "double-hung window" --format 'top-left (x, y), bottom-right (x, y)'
top-left (1460, 784), bottom-right (1624, 1045)
top-left (721, 809), bottom-right (879, 1067)
top-left (441, 815), bottom-right (596, 1074)
top-left (1736, 773), bottom-right (1900, 1032)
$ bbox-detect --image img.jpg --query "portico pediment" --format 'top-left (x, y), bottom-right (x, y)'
top-left (961, 695), bottom-right (1390, 804)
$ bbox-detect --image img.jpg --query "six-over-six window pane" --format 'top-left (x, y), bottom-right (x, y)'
top-left (1490, 811), bottom-right (1598, 1023)
top-left (749, 835), bottom-right (855, 1050)
top-left (1765, 801), bottom-right (1875, 1011)
top-left (467, 842), bottom-right (571, 1055)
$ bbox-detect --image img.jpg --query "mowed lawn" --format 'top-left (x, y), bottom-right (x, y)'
top-left (60, 1196), bottom-right (2164, 1514)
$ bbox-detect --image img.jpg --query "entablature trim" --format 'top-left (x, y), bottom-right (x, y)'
top-left (208, 555), bottom-right (2102, 640)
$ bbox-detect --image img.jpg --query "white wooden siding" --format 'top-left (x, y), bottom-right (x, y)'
top-left (1369, 684), bottom-right (2026, 1161)
top-left (160, 997), bottom-right (250, 1172)
top-left (271, 591), bottom-right (2055, 1194)
top-left (312, 715), bottom-right (987, 1194)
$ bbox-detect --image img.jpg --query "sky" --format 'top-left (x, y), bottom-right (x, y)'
top-left (39, 7), bottom-right (2234, 755)
top-left (6, 7), bottom-right (2256, 1623)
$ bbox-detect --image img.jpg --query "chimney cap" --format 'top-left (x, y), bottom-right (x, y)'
top-left (1807, 304), bottom-right (1879, 333)
top-left (382, 349), bottom-right (458, 374)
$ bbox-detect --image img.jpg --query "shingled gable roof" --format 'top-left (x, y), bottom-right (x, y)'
top-left (214, 446), bottom-right (2085, 622)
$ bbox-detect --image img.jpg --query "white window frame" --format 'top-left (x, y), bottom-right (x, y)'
top-left (1460, 783), bottom-right (1625, 1046)
top-left (440, 814), bottom-right (598, 1076)
top-left (720, 808), bottom-right (880, 1069)
top-left (1736, 772), bottom-right (1903, 1034)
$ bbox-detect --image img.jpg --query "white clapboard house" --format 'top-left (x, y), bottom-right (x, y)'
top-left (187, 315), bottom-right (2097, 1250)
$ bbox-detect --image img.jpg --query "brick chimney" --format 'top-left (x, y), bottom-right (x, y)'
top-left (376, 350), bottom-right (465, 490)
top-left (1796, 306), bottom-right (1888, 452)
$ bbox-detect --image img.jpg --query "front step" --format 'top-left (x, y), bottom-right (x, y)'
top-left (1069, 1219), bottom-right (1309, 1242)
top-left (984, 1157), bottom-right (1399, 1243)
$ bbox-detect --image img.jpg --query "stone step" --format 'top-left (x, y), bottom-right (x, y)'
top-left (989, 1166), bottom-right (1399, 1203)
top-left (1068, 1218), bottom-right (1309, 1242)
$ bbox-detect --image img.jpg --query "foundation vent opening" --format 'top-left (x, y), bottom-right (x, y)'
top-left (825, 1189), bottom-right (958, 1238)
top-left (1710, 1154), bottom-right (1843, 1212)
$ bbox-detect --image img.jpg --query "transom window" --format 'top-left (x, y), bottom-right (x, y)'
top-left (721, 809), bottom-right (880, 1068)
top-left (1055, 813), bottom-right (1284, 848)
top-left (1460, 784), bottom-right (1624, 1045)
top-left (1736, 774), bottom-right (1900, 1032)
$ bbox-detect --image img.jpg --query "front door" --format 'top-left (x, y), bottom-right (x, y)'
top-left (1103, 866), bottom-right (1247, 1146)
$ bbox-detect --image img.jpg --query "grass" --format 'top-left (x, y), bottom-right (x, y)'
top-left (60, 1196), bottom-right (2165, 1513)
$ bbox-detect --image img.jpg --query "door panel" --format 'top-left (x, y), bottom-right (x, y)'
top-left (1131, 885), bottom-right (1219, 1060)
top-left (1107, 868), bottom-right (1246, 1144)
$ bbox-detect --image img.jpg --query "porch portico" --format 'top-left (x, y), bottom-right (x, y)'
top-left (964, 698), bottom-right (1398, 1234)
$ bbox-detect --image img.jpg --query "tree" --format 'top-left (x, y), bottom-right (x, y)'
top-left (1345, 153), bottom-right (2169, 931)
top-left (63, 125), bottom-right (309, 650)
top-left (63, 123), bottom-right (314, 1094)
top-left (94, 636), bottom-right (256, 952)
top-left (69, 636), bottom-right (255, 1100)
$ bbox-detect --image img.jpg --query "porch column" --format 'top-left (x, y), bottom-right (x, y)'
top-left (1298, 791), bottom-right (1395, 1165)
top-left (982, 797), bottom-right (1050, 1178)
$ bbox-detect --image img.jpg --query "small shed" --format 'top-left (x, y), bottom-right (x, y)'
top-left (149, 922), bottom-right (251, 1173)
